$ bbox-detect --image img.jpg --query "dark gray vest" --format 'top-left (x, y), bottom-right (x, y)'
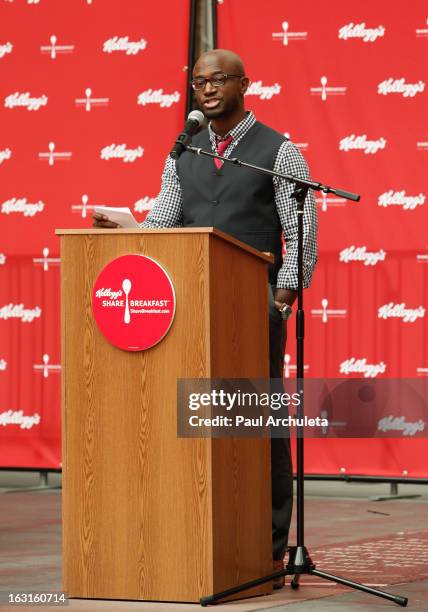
top-left (176, 120), bottom-right (286, 285)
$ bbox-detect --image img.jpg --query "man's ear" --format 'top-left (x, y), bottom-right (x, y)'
top-left (241, 77), bottom-right (250, 95)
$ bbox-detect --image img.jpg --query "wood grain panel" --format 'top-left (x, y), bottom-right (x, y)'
top-left (62, 233), bottom-right (212, 601)
top-left (209, 235), bottom-right (272, 600)
top-left (61, 229), bottom-right (272, 603)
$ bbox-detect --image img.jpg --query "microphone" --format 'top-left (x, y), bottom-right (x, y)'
top-left (170, 110), bottom-right (205, 160)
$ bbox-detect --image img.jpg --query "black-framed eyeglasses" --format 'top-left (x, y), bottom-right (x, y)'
top-left (191, 73), bottom-right (244, 90)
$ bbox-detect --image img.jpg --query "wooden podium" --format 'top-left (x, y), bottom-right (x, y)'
top-left (58, 227), bottom-right (273, 603)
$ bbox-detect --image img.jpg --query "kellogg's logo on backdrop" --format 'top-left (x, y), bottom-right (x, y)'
top-left (0, 148), bottom-right (11, 165)
top-left (103, 36), bottom-right (147, 55)
top-left (378, 303), bottom-right (426, 323)
top-left (0, 410), bottom-right (40, 430)
top-left (378, 416), bottom-right (425, 436)
top-left (0, 42), bottom-right (13, 58)
top-left (339, 134), bottom-right (386, 154)
top-left (339, 246), bottom-right (386, 266)
top-left (4, 0), bottom-right (42, 3)
top-left (338, 23), bottom-right (385, 42)
top-left (378, 190), bottom-right (425, 210)
top-left (4, 92), bottom-right (48, 111)
top-left (92, 254), bottom-right (176, 351)
top-left (137, 89), bottom-right (180, 108)
top-left (134, 197), bottom-right (156, 212)
top-left (378, 78), bottom-right (425, 97)
top-left (0, 304), bottom-right (41, 322)
top-left (1, 197), bottom-right (44, 217)
top-left (100, 144), bottom-right (144, 163)
top-left (245, 81), bottom-right (281, 100)
top-left (340, 358), bottom-right (387, 378)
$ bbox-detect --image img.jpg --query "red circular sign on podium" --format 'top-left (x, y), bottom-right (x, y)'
top-left (92, 254), bottom-right (176, 351)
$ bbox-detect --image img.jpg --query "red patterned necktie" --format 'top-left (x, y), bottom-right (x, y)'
top-left (214, 135), bottom-right (233, 169)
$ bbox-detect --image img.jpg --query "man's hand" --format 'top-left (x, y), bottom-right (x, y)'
top-left (92, 212), bottom-right (122, 228)
top-left (274, 288), bottom-right (297, 312)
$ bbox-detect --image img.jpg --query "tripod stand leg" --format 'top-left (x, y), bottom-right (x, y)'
top-left (312, 568), bottom-right (408, 607)
top-left (290, 574), bottom-right (300, 590)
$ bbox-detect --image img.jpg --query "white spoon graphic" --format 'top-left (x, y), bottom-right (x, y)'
top-left (321, 298), bottom-right (328, 323)
top-left (282, 21), bottom-right (289, 46)
top-left (320, 76), bottom-right (328, 101)
top-left (42, 247), bottom-right (49, 271)
top-left (122, 278), bottom-right (131, 324)
top-left (42, 353), bottom-right (50, 378)
top-left (50, 35), bottom-right (57, 60)
top-left (85, 87), bottom-right (92, 112)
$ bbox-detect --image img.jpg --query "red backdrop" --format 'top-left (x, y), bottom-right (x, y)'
top-left (0, 0), bottom-right (191, 468)
top-left (218, 0), bottom-right (428, 477)
top-left (1, 0), bottom-right (427, 478)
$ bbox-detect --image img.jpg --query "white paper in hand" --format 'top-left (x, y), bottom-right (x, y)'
top-left (94, 206), bottom-right (140, 228)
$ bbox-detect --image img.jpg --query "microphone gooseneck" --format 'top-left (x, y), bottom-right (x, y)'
top-left (170, 110), bottom-right (205, 160)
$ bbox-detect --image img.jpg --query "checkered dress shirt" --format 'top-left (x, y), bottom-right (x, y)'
top-left (141, 111), bottom-right (318, 289)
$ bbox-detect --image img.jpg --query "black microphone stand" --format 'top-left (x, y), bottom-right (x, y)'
top-left (185, 144), bottom-right (408, 609)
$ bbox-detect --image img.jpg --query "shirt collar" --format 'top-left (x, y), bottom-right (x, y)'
top-left (208, 111), bottom-right (256, 145)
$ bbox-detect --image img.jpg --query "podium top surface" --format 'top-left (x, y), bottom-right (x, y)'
top-left (56, 226), bottom-right (274, 264)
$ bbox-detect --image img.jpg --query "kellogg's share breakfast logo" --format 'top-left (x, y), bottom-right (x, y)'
top-left (92, 254), bottom-right (175, 351)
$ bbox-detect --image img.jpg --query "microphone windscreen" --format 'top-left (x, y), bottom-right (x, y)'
top-left (187, 110), bottom-right (205, 126)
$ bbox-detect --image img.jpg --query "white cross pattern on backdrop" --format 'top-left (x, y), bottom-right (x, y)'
top-left (33, 354), bottom-right (61, 378)
top-left (32, 248), bottom-right (60, 271)
top-left (71, 194), bottom-right (106, 218)
top-left (40, 35), bottom-right (74, 59)
top-left (38, 142), bottom-right (72, 165)
top-left (315, 191), bottom-right (347, 212)
top-left (416, 18), bottom-right (428, 39)
top-left (311, 298), bottom-right (347, 323)
top-left (310, 76), bottom-right (347, 101)
top-left (416, 250), bottom-right (428, 263)
top-left (283, 354), bottom-right (310, 378)
top-left (283, 132), bottom-right (308, 151)
top-left (272, 21), bottom-right (308, 45)
top-left (75, 88), bottom-right (110, 111)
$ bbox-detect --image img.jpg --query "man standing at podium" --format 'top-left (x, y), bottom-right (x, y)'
top-left (94, 48), bottom-right (318, 589)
